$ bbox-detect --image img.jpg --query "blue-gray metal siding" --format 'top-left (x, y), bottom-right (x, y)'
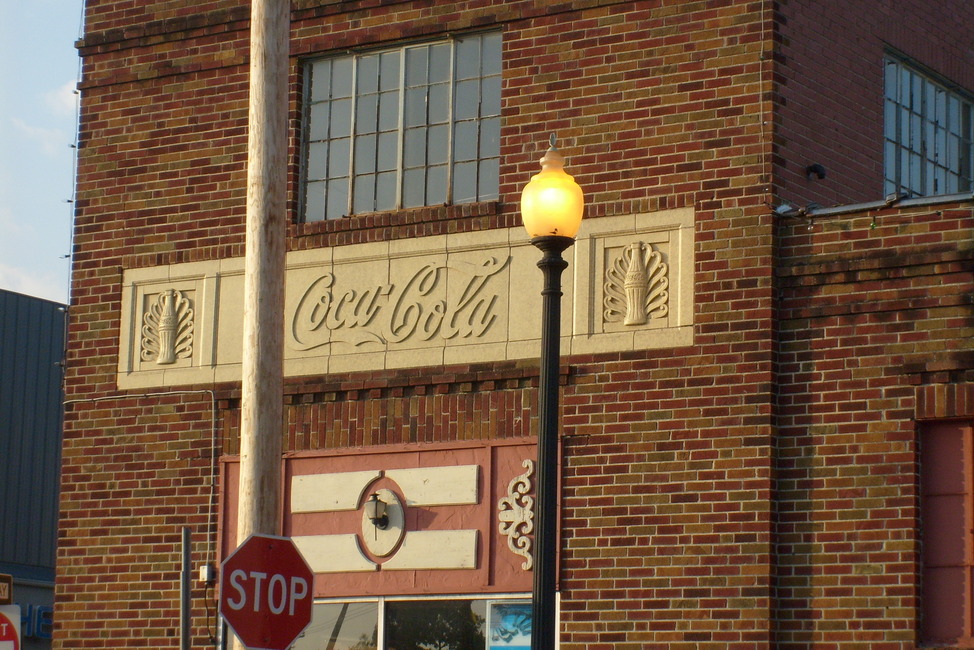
top-left (0, 289), bottom-right (65, 580)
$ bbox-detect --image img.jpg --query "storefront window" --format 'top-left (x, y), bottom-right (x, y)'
top-left (292, 601), bottom-right (379, 650)
top-left (291, 597), bottom-right (531, 650)
top-left (386, 600), bottom-right (486, 649)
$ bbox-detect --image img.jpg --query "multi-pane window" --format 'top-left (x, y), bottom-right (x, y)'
top-left (884, 57), bottom-right (974, 197)
top-left (302, 33), bottom-right (502, 222)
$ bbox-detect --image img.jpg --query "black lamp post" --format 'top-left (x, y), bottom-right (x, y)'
top-left (520, 136), bottom-right (584, 650)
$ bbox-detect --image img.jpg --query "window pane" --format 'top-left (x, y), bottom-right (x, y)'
top-left (380, 51), bottom-right (400, 91)
top-left (455, 79), bottom-right (480, 121)
top-left (428, 83), bottom-right (451, 124)
top-left (899, 67), bottom-right (911, 106)
top-left (936, 89), bottom-right (947, 126)
top-left (378, 90), bottom-right (400, 131)
top-left (332, 58), bottom-right (353, 97)
top-left (479, 158), bottom-right (499, 200)
top-left (429, 43), bottom-right (451, 83)
top-left (385, 600), bottom-right (486, 650)
top-left (456, 37), bottom-right (481, 80)
top-left (404, 127), bottom-right (427, 168)
top-left (454, 120), bottom-right (477, 162)
top-left (884, 60), bottom-right (897, 101)
top-left (404, 88), bottom-right (427, 127)
top-left (304, 180), bottom-right (325, 222)
top-left (482, 32), bottom-right (502, 76)
top-left (326, 178), bottom-right (349, 220)
top-left (310, 60), bottom-right (331, 102)
top-left (354, 134), bottom-right (377, 175)
top-left (292, 602), bottom-right (378, 650)
top-left (947, 171), bottom-right (960, 194)
top-left (899, 107), bottom-right (910, 149)
top-left (480, 116), bottom-right (500, 158)
top-left (358, 54), bottom-right (379, 94)
top-left (376, 171), bottom-right (397, 210)
top-left (403, 168), bottom-right (425, 207)
top-left (453, 161), bottom-right (477, 203)
top-left (947, 134), bottom-right (960, 167)
top-left (329, 137), bottom-right (351, 176)
top-left (482, 75), bottom-right (502, 116)
top-left (428, 124), bottom-right (449, 165)
top-left (377, 131), bottom-right (398, 172)
top-left (405, 46), bottom-right (428, 86)
top-left (488, 602), bottom-right (531, 648)
top-left (899, 145), bottom-right (910, 192)
top-left (309, 102), bottom-right (330, 140)
top-left (910, 152), bottom-right (922, 192)
top-left (331, 99), bottom-right (352, 138)
top-left (357, 94), bottom-right (378, 133)
top-left (306, 142), bottom-right (328, 180)
top-left (949, 96), bottom-right (962, 134)
top-left (884, 140), bottom-right (897, 186)
top-left (934, 163), bottom-right (947, 195)
top-left (427, 164), bottom-right (447, 204)
top-left (353, 174), bottom-right (375, 213)
top-left (924, 80), bottom-right (936, 118)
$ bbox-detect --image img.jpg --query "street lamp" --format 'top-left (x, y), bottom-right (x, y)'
top-left (520, 135), bottom-right (584, 650)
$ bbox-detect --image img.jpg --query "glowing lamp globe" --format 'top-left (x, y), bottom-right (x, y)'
top-left (520, 143), bottom-right (584, 240)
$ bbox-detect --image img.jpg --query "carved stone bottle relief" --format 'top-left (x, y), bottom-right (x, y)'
top-left (141, 289), bottom-right (194, 365)
top-left (604, 241), bottom-right (669, 326)
top-left (497, 459), bottom-right (535, 570)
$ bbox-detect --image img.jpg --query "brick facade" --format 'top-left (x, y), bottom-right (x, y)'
top-left (59, 0), bottom-right (973, 648)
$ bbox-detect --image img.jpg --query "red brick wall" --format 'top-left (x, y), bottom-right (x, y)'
top-left (773, 0), bottom-right (974, 207)
top-left (61, 0), bottom-right (972, 648)
top-left (59, 392), bottom-right (218, 646)
top-left (776, 201), bottom-right (974, 646)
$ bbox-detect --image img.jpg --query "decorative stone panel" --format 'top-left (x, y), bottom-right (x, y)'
top-left (117, 209), bottom-right (694, 389)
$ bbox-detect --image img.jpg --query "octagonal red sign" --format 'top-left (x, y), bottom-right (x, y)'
top-left (220, 534), bottom-right (314, 650)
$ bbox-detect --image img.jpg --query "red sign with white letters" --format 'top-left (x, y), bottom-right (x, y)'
top-left (220, 534), bottom-right (314, 650)
top-left (0, 605), bottom-right (20, 650)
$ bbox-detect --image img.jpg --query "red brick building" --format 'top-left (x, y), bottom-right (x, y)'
top-left (60, 0), bottom-right (974, 648)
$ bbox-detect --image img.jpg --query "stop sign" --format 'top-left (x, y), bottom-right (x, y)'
top-left (220, 534), bottom-right (314, 650)
top-left (0, 605), bottom-right (20, 650)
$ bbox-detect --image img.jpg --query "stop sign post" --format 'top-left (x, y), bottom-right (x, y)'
top-left (220, 534), bottom-right (314, 650)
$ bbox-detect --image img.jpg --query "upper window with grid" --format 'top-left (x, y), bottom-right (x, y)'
top-left (884, 57), bottom-right (974, 197)
top-left (301, 33), bottom-right (502, 222)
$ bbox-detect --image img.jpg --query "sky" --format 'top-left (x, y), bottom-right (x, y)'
top-left (0, 0), bottom-right (84, 304)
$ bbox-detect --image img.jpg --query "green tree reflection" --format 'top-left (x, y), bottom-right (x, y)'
top-left (385, 601), bottom-right (485, 649)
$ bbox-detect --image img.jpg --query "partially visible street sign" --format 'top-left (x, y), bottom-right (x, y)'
top-left (0, 605), bottom-right (21, 650)
top-left (220, 534), bottom-right (314, 650)
top-left (0, 575), bottom-right (11, 605)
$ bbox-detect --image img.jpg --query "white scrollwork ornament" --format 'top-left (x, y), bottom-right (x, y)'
top-left (497, 459), bottom-right (535, 570)
top-left (141, 289), bottom-right (194, 365)
top-left (603, 241), bottom-right (669, 325)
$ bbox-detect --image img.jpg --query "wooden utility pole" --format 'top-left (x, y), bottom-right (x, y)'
top-left (237, 0), bottom-right (289, 544)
